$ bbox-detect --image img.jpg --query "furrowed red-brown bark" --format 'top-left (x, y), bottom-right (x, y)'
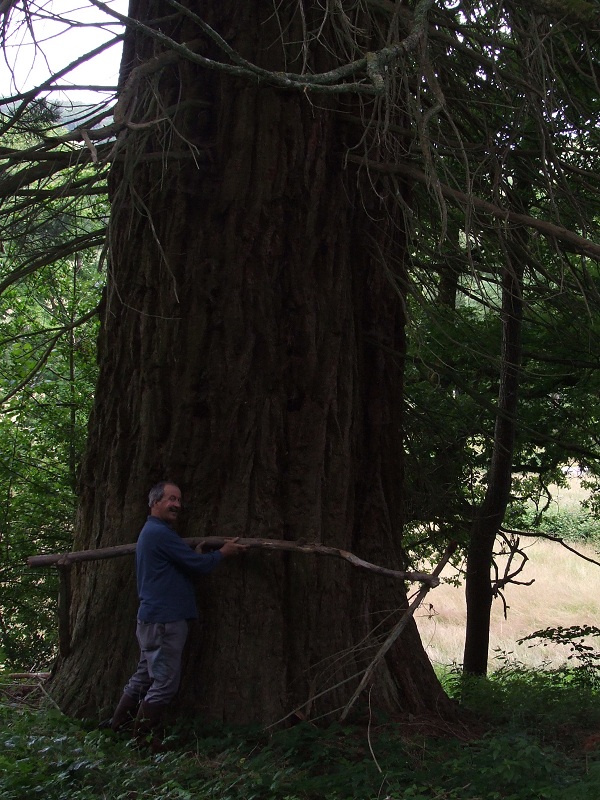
top-left (48, 1), bottom-right (455, 724)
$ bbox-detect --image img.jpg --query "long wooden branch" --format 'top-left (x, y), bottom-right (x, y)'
top-left (4, 673), bottom-right (51, 681)
top-left (27, 536), bottom-right (442, 586)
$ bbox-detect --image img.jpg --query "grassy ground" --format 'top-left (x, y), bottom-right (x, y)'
top-left (416, 538), bottom-right (600, 670)
top-left (416, 478), bottom-right (600, 671)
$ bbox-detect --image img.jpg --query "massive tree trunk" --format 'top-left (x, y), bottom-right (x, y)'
top-left (49, 0), bottom-right (454, 725)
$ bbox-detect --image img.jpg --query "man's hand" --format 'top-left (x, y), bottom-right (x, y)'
top-left (219, 537), bottom-right (250, 558)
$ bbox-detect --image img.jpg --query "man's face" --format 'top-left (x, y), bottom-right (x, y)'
top-left (151, 484), bottom-right (182, 524)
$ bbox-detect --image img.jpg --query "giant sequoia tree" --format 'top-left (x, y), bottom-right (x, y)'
top-left (3, 0), bottom-right (600, 720)
top-left (18, 0), bottom-right (452, 723)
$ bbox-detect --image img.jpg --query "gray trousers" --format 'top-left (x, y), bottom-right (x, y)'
top-left (123, 619), bottom-right (189, 705)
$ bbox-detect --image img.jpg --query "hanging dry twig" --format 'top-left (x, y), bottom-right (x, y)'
top-left (339, 541), bottom-right (457, 721)
top-left (491, 531), bottom-right (533, 619)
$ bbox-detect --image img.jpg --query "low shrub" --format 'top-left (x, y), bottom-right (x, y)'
top-left (1, 665), bottom-right (599, 800)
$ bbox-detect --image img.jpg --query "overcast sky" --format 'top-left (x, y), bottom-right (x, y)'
top-left (2, 0), bottom-right (128, 104)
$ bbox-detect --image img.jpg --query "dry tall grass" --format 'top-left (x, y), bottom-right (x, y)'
top-left (415, 537), bottom-right (600, 671)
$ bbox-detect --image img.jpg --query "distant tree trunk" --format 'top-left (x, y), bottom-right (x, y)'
top-left (49, 0), bottom-right (455, 724)
top-left (463, 244), bottom-right (524, 676)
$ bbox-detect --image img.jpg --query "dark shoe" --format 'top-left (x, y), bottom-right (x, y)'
top-left (110, 693), bottom-right (139, 732)
top-left (133, 700), bottom-right (168, 752)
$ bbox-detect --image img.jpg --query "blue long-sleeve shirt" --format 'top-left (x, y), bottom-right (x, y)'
top-left (136, 516), bottom-right (223, 622)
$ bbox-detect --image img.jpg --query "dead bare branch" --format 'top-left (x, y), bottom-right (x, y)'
top-left (501, 526), bottom-right (600, 568)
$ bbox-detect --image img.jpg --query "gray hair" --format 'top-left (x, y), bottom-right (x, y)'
top-left (148, 481), bottom-right (178, 508)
